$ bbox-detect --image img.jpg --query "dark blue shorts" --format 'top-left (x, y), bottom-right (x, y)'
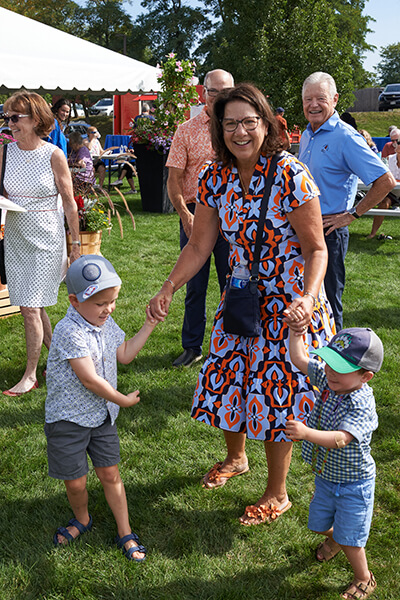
top-left (44, 415), bottom-right (120, 480)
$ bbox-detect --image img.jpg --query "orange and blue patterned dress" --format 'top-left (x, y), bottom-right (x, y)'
top-left (191, 153), bottom-right (335, 441)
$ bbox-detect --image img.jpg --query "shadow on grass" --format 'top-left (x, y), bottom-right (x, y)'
top-left (85, 567), bottom-right (334, 600)
top-left (0, 487), bottom-right (338, 600)
top-left (344, 305), bottom-right (400, 329)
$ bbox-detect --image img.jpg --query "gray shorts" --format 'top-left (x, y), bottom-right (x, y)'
top-left (44, 415), bottom-right (120, 480)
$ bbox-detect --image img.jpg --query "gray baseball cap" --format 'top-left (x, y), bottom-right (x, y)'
top-left (66, 255), bottom-right (122, 302)
top-left (311, 327), bottom-right (384, 374)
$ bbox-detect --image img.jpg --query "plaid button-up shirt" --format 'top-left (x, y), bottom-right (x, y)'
top-left (302, 360), bottom-right (378, 482)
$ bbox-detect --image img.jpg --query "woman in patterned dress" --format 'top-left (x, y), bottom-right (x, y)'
top-left (149, 83), bottom-right (334, 525)
top-left (1, 91), bottom-right (80, 396)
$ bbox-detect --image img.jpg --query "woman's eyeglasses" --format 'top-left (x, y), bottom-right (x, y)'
top-left (3, 114), bottom-right (30, 124)
top-left (392, 139), bottom-right (399, 146)
top-left (221, 116), bottom-right (261, 132)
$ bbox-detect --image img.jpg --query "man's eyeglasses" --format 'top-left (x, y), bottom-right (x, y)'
top-left (221, 116), bottom-right (261, 132)
top-left (3, 114), bottom-right (30, 124)
top-left (204, 87), bottom-right (221, 97)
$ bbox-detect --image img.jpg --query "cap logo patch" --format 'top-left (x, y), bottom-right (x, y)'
top-left (331, 333), bottom-right (352, 351)
top-left (82, 263), bottom-right (101, 282)
top-left (82, 284), bottom-right (99, 299)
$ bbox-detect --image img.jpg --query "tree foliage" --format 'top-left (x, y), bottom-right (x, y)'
top-left (1, 0), bottom-right (376, 124)
top-left (136, 0), bottom-right (212, 64)
top-left (375, 43), bottom-right (400, 85)
top-left (77, 0), bottom-right (133, 54)
top-left (195, 0), bottom-right (373, 127)
top-left (0, 0), bottom-right (82, 35)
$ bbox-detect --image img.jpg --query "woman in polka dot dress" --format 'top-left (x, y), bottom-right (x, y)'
top-left (1, 91), bottom-right (80, 397)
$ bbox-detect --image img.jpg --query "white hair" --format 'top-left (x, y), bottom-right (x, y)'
top-left (302, 71), bottom-right (337, 99)
top-left (390, 128), bottom-right (400, 138)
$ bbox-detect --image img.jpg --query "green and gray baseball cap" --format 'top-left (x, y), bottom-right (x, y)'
top-left (311, 327), bottom-right (383, 374)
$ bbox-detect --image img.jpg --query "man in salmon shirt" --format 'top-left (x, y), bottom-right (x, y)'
top-left (166, 69), bottom-right (234, 368)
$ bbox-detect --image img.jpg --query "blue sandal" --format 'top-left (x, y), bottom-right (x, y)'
top-left (53, 514), bottom-right (93, 547)
top-left (115, 532), bottom-right (146, 562)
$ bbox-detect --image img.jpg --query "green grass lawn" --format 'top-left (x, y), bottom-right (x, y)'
top-left (0, 184), bottom-right (399, 600)
top-left (346, 108), bottom-right (400, 138)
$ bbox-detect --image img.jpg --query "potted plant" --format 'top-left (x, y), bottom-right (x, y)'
top-left (130, 53), bottom-right (198, 213)
top-left (66, 185), bottom-right (135, 255)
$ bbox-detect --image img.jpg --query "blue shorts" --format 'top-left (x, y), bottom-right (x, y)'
top-left (308, 475), bottom-right (375, 547)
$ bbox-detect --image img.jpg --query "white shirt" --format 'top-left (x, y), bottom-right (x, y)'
top-left (388, 153), bottom-right (400, 181)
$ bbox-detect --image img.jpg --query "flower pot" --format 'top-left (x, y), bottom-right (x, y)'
top-left (66, 230), bottom-right (103, 255)
top-left (133, 144), bottom-right (173, 214)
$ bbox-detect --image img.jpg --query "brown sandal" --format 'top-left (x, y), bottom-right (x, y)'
top-left (202, 461), bottom-right (249, 489)
top-left (341, 571), bottom-right (377, 599)
top-left (240, 498), bottom-right (292, 525)
top-left (315, 537), bottom-right (341, 562)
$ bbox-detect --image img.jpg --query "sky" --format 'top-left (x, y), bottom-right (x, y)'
top-left (362, 0), bottom-right (398, 73)
top-left (124, 0), bottom-right (397, 75)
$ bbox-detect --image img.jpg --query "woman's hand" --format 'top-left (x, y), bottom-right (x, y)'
top-left (148, 286), bottom-right (173, 322)
top-left (283, 294), bottom-right (315, 335)
top-left (69, 244), bottom-right (81, 264)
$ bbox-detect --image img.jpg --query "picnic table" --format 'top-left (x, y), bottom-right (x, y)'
top-left (357, 181), bottom-right (400, 217)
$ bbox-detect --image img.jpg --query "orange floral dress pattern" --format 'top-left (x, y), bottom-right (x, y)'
top-left (191, 153), bottom-right (334, 441)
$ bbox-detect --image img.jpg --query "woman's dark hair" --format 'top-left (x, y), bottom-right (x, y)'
top-left (4, 90), bottom-right (55, 137)
top-left (51, 98), bottom-right (71, 126)
top-left (211, 83), bottom-right (283, 166)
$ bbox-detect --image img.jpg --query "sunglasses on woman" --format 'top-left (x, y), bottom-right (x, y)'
top-left (3, 114), bottom-right (30, 124)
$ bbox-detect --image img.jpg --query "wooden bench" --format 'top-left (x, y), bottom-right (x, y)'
top-left (0, 286), bottom-right (20, 319)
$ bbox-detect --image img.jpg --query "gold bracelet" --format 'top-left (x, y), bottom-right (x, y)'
top-left (165, 278), bottom-right (176, 292)
top-left (304, 291), bottom-right (317, 307)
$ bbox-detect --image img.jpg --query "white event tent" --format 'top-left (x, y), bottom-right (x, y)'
top-left (0, 7), bottom-right (159, 94)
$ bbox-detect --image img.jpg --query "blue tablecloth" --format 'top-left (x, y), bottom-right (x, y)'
top-left (372, 137), bottom-right (390, 152)
top-left (104, 135), bottom-right (130, 151)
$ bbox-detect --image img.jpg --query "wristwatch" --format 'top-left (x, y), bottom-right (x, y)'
top-left (348, 206), bottom-right (360, 219)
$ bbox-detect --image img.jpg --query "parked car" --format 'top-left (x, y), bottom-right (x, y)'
top-left (71, 103), bottom-right (85, 118)
top-left (378, 84), bottom-right (400, 111)
top-left (0, 125), bottom-right (13, 137)
top-left (0, 104), bottom-right (4, 118)
top-left (89, 98), bottom-right (114, 117)
top-left (64, 121), bottom-right (91, 140)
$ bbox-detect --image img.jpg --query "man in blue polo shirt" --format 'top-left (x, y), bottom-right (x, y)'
top-left (299, 72), bottom-right (395, 331)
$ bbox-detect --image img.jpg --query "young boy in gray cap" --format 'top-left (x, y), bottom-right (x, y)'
top-left (285, 326), bottom-right (383, 600)
top-left (45, 255), bottom-right (160, 562)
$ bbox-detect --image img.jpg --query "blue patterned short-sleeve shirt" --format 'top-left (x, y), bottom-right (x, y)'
top-left (302, 360), bottom-right (378, 482)
top-left (45, 305), bottom-right (125, 427)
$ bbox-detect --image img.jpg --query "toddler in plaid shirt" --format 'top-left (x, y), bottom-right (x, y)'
top-left (285, 326), bottom-right (383, 600)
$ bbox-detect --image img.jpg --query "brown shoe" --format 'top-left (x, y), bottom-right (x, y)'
top-left (341, 571), bottom-right (377, 599)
